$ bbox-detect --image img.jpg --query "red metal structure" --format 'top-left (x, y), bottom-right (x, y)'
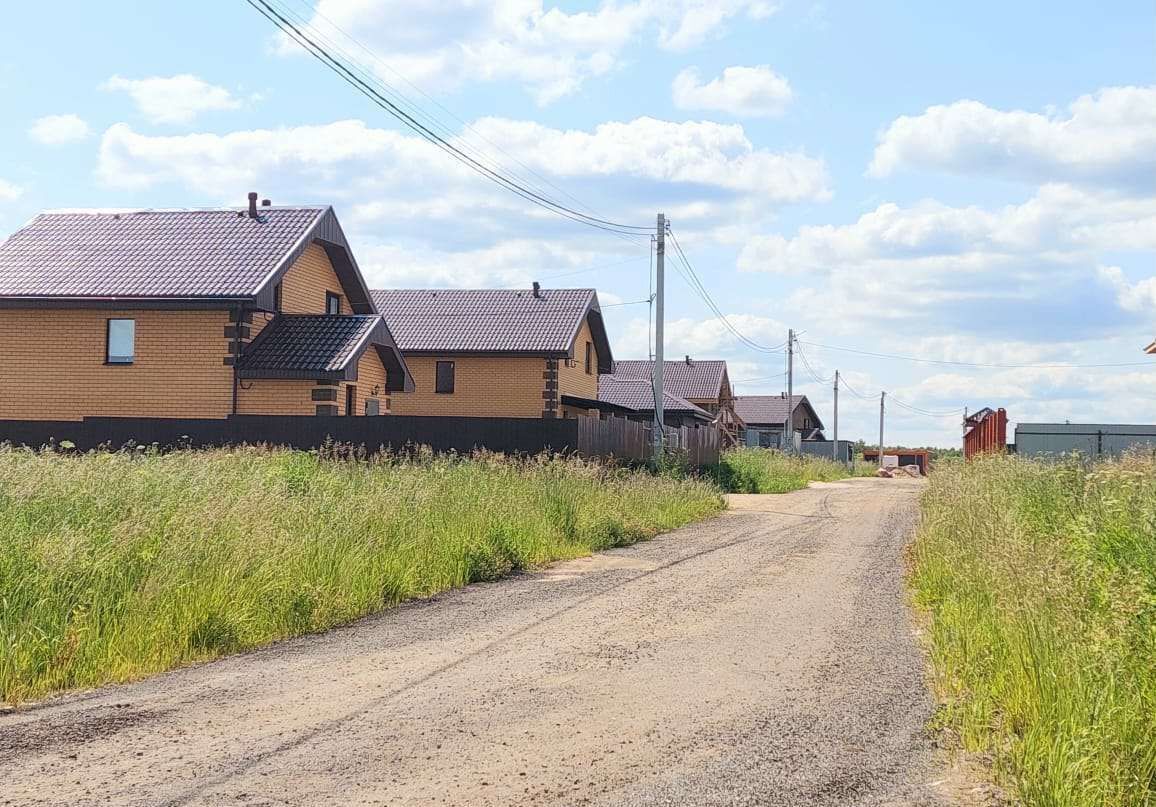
top-left (964, 407), bottom-right (1007, 458)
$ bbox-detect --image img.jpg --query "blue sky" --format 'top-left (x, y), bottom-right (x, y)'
top-left (2, 0), bottom-right (1153, 446)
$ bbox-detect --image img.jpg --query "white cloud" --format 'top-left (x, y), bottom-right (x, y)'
top-left (96, 116), bottom-right (830, 211)
top-left (28, 114), bottom-right (90, 144)
top-left (739, 184), bottom-right (1156, 275)
top-left (1098, 266), bottom-right (1156, 314)
top-left (102, 74), bottom-right (242, 124)
top-left (466, 116), bottom-right (828, 199)
top-left (288, 0), bottom-right (777, 104)
top-left (672, 65), bottom-right (792, 117)
top-left (0, 179), bottom-right (23, 201)
top-left (615, 312), bottom-right (786, 359)
top-left (868, 85), bottom-right (1156, 190)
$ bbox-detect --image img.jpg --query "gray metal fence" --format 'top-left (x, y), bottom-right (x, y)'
top-left (1014, 423), bottom-right (1156, 458)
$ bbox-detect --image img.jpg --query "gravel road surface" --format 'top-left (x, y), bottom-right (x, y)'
top-left (1, 476), bottom-right (950, 807)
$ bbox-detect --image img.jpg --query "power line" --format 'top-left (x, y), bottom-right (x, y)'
top-left (276, 0), bottom-right (617, 230)
top-left (664, 226), bottom-right (787, 354)
top-left (245, 0), bottom-right (652, 238)
top-left (800, 340), bottom-right (1154, 369)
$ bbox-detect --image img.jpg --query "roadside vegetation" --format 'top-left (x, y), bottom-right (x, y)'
top-left (0, 446), bottom-right (723, 704)
top-left (911, 453), bottom-right (1156, 807)
top-left (715, 447), bottom-right (871, 493)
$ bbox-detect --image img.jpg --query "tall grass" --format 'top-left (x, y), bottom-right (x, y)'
top-left (715, 447), bottom-right (868, 493)
top-left (0, 446), bottom-right (723, 705)
top-left (911, 453), bottom-right (1156, 807)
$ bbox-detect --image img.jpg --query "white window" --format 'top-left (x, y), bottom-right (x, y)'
top-left (106, 319), bottom-right (135, 364)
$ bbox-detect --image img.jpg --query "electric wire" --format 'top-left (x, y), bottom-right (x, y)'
top-left (274, 0), bottom-right (618, 228)
top-left (665, 226), bottom-right (788, 354)
top-left (245, 0), bottom-right (652, 239)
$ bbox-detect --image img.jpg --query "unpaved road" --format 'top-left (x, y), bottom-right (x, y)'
top-left (1, 477), bottom-right (949, 807)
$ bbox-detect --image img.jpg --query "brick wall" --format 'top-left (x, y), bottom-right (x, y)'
top-left (0, 309), bottom-right (234, 421)
top-left (236, 378), bottom-right (316, 415)
top-left (337, 349), bottom-right (390, 416)
top-left (557, 317), bottom-right (599, 401)
top-left (390, 356), bottom-right (546, 417)
top-left (279, 243), bottom-right (347, 314)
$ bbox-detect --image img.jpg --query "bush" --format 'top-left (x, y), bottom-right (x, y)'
top-left (0, 447), bottom-right (723, 704)
top-left (910, 453), bottom-right (1156, 807)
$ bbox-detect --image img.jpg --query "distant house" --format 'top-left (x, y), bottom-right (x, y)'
top-left (0, 197), bottom-right (411, 421)
top-left (1146, 338), bottom-right (1155, 354)
top-left (733, 394), bottom-right (824, 448)
top-left (596, 375), bottom-right (714, 429)
top-left (371, 285), bottom-right (612, 419)
top-left (602, 357), bottom-right (744, 442)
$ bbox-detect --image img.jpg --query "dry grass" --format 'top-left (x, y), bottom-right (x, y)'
top-left (911, 453), bottom-right (1156, 807)
top-left (0, 446), bottom-right (723, 705)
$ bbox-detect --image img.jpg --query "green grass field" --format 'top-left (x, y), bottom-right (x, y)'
top-left (911, 453), bottom-right (1156, 807)
top-left (0, 446), bottom-right (723, 705)
top-left (715, 447), bottom-right (871, 493)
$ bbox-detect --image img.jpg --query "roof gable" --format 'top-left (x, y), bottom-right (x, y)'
top-left (597, 375), bottom-right (713, 420)
top-left (610, 359), bottom-right (728, 401)
top-left (733, 394), bottom-right (824, 430)
top-left (370, 288), bottom-right (613, 371)
top-left (0, 206), bottom-right (375, 312)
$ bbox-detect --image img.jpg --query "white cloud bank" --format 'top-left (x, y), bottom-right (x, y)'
top-left (96, 116), bottom-right (829, 204)
top-left (672, 65), bottom-right (792, 117)
top-left (28, 114), bottom-right (90, 144)
top-left (868, 85), bottom-right (1156, 190)
top-left (1098, 266), bottom-right (1156, 314)
top-left (286, 0), bottom-right (778, 103)
top-left (102, 74), bottom-right (243, 124)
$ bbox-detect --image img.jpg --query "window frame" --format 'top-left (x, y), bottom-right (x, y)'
top-left (584, 341), bottom-right (593, 375)
top-left (105, 318), bottom-right (136, 365)
top-left (435, 360), bottom-right (455, 394)
top-left (273, 281), bottom-right (283, 312)
top-left (325, 291), bottom-right (342, 315)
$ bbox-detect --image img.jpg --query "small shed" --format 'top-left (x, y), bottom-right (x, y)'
top-left (862, 448), bottom-right (930, 475)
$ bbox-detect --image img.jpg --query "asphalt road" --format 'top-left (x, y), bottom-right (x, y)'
top-left (1, 476), bottom-right (951, 807)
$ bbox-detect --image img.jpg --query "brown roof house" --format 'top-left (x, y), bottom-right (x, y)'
top-left (733, 394), bottom-right (824, 449)
top-left (0, 195), bottom-right (411, 421)
top-left (602, 357), bottom-right (744, 442)
top-left (371, 284), bottom-right (612, 418)
top-left (596, 375), bottom-right (713, 429)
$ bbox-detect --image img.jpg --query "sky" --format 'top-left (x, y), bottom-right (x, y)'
top-left (1, 0), bottom-right (1153, 447)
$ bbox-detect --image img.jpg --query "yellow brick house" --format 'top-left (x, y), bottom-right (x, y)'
top-left (371, 285), bottom-right (613, 418)
top-left (0, 195), bottom-right (411, 421)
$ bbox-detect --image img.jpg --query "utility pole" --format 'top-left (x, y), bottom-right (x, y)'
top-left (652, 213), bottom-right (665, 463)
top-left (878, 391), bottom-right (886, 467)
top-left (785, 328), bottom-right (794, 453)
top-left (832, 370), bottom-right (839, 463)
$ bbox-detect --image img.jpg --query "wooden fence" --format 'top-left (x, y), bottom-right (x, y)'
top-left (574, 416), bottom-right (719, 466)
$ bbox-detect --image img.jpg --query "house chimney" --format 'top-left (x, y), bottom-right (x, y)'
top-left (261, 198), bottom-right (271, 207)
top-left (532, 281), bottom-right (541, 298)
top-left (247, 192), bottom-right (258, 219)
top-left (685, 354), bottom-right (692, 365)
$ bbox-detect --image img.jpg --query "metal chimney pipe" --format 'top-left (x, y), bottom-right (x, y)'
top-left (532, 281), bottom-right (541, 298)
top-left (247, 192), bottom-right (258, 218)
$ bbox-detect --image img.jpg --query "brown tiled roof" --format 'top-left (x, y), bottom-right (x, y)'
top-left (733, 394), bottom-right (823, 429)
top-left (597, 375), bottom-right (713, 420)
top-left (610, 359), bottom-right (729, 401)
top-left (370, 288), bottom-right (613, 371)
top-left (237, 314), bottom-right (411, 390)
top-left (0, 207), bottom-right (335, 300)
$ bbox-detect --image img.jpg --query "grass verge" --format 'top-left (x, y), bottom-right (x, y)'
top-left (0, 446), bottom-right (723, 705)
top-left (714, 447), bottom-right (869, 493)
top-left (910, 453), bottom-right (1156, 807)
